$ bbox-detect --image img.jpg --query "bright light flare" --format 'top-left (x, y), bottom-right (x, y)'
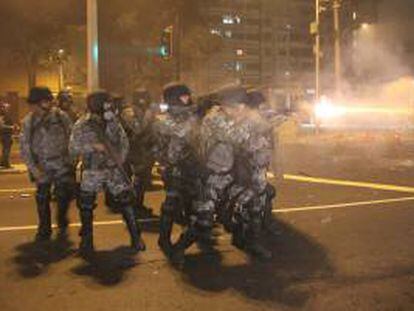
top-left (314, 97), bottom-right (345, 119)
top-left (314, 96), bottom-right (413, 125)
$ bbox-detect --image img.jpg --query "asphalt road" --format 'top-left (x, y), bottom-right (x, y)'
top-left (1, 133), bottom-right (414, 311)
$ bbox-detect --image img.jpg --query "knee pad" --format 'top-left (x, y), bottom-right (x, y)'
top-left (36, 183), bottom-right (51, 204)
top-left (77, 191), bottom-right (97, 211)
top-left (193, 201), bottom-right (214, 229)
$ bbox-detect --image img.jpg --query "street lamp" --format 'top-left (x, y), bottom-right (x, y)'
top-left (57, 49), bottom-right (65, 91)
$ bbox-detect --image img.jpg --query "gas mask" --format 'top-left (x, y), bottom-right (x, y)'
top-left (103, 101), bottom-right (116, 121)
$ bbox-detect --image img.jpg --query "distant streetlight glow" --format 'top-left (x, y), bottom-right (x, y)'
top-left (361, 23), bottom-right (370, 30)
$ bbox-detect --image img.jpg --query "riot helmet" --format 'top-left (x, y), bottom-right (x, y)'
top-left (86, 91), bottom-right (113, 116)
top-left (57, 90), bottom-right (73, 107)
top-left (246, 90), bottom-right (266, 109)
top-left (163, 83), bottom-right (192, 106)
top-left (27, 86), bottom-right (54, 105)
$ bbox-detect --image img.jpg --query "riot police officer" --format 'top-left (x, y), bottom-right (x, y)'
top-left (153, 83), bottom-right (201, 259)
top-left (198, 86), bottom-right (272, 260)
top-left (120, 88), bottom-right (156, 218)
top-left (20, 86), bottom-right (75, 241)
top-left (69, 91), bottom-right (145, 256)
top-left (0, 102), bottom-right (15, 168)
top-left (57, 90), bottom-right (79, 122)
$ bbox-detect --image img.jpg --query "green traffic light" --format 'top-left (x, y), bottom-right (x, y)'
top-left (160, 46), bottom-right (168, 57)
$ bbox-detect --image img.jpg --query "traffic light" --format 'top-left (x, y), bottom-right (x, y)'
top-left (160, 25), bottom-right (173, 59)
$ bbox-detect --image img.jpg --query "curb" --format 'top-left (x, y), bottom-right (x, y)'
top-left (0, 165), bottom-right (27, 175)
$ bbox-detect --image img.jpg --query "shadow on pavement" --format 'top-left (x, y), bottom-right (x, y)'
top-left (71, 246), bottom-right (138, 287)
top-left (12, 236), bottom-right (76, 278)
top-left (179, 218), bottom-right (334, 308)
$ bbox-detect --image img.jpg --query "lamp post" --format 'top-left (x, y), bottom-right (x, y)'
top-left (315, 0), bottom-right (321, 103)
top-left (333, 0), bottom-right (342, 98)
top-left (87, 0), bottom-right (99, 93)
top-left (57, 49), bottom-right (65, 91)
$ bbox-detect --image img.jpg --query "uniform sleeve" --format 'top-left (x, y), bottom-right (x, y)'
top-left (69, 119), bottom-right (95, 158)
top-left (59, 110), bottom-right (74, 136)
top-left (151, 120), bottom-right (169, 164)
top-left (19, 115), bottom-right (37, 173)
top-left (119, 124), bottom-right (129, 162)
top-left (105, 119), bottom-right (129, 162)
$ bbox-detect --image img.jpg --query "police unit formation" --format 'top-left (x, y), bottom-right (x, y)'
top-left (20, 83), bottom-right (286, 266)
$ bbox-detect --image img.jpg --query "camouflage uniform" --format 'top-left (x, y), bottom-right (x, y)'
top-left (20, 103), bottom-right (75, 240)
top-left (70, 114), bottom-right (131, 195)
top-left (69, 91), bottom-right (145, 255)
top-left (0, 105), bottom-right (14, 168)
top-left (199, 98), bottom-right (272, 259)
top-left (120, 101), bottom-right (155, 215)
top-left (153, 105), bottom-right (201, 255)
top-left (229, 110), bottom-right (274, 254)
top-left (57, 91), bottom-right (79, 123)
top-left (247, 91), bottom-right (286, 234)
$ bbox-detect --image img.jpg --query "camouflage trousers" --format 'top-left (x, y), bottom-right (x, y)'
top-left (31, 167), bottom-right (77, 202)
top-left (80, 167), bottom-right (131, 196)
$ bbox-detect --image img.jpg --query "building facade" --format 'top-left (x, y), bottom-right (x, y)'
top-left (199, 0), bottom-right (314, 92)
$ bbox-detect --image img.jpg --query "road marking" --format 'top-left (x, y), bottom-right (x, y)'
top-left (0, 182), bottom-right (164, 194)
top-left (3, 174), bottom-right (412, 195)
top-left (0, 188), bottom-right (35, 193)
top-left (284, 174), bottom-right (414, 194)
top-left (0, 218), bottom-right (157, 233)
top-left (1, 196), bottom-right (414, 233)
top-left (273, 196), bottom-right (414, 214)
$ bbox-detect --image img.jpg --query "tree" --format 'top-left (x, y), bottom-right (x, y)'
top-left (0, 0), bottom-right (72, 89)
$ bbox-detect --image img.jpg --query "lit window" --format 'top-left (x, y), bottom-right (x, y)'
top-left (210, 28), bottom-right (222, 36)
top-left (222, 14), bottom-right (242, 25)
top-left (222, 15), bottom-right (234, 24)
top-left (236, 49), bottom-right (244, 56)
top-left (235, 61), bottom-right (242, 71)
top-left (224, 30), bottom-right (232, 38)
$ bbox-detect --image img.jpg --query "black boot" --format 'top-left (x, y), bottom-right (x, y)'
top-left (231, 222), bottom-right (246, 251)
top-left (56, 197), bottom-right (71, 239)
top-left (122, 206), bottom-right (146, 253)
top-left (35, 186), bottom-right (52, 242)
top-left (263, 185), bottom-right (280, 236)
top-left (78, 209), bottom-right (94, 257)
top-left (134, 181), bottom-right (153, 218)
top-left (170, 228), bottom-right (197, 267)
top-left (158, 213), bottom-right (173, 256)
top-left (245, 221), bottom-right (272, 260)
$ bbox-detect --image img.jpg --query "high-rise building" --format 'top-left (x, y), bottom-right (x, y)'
top-left (272, 0), bottom-right (314, 91)
top-left (200, 0), bottom-right (314, 92)
top-left (199, 0), bottom-right (273, 91)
